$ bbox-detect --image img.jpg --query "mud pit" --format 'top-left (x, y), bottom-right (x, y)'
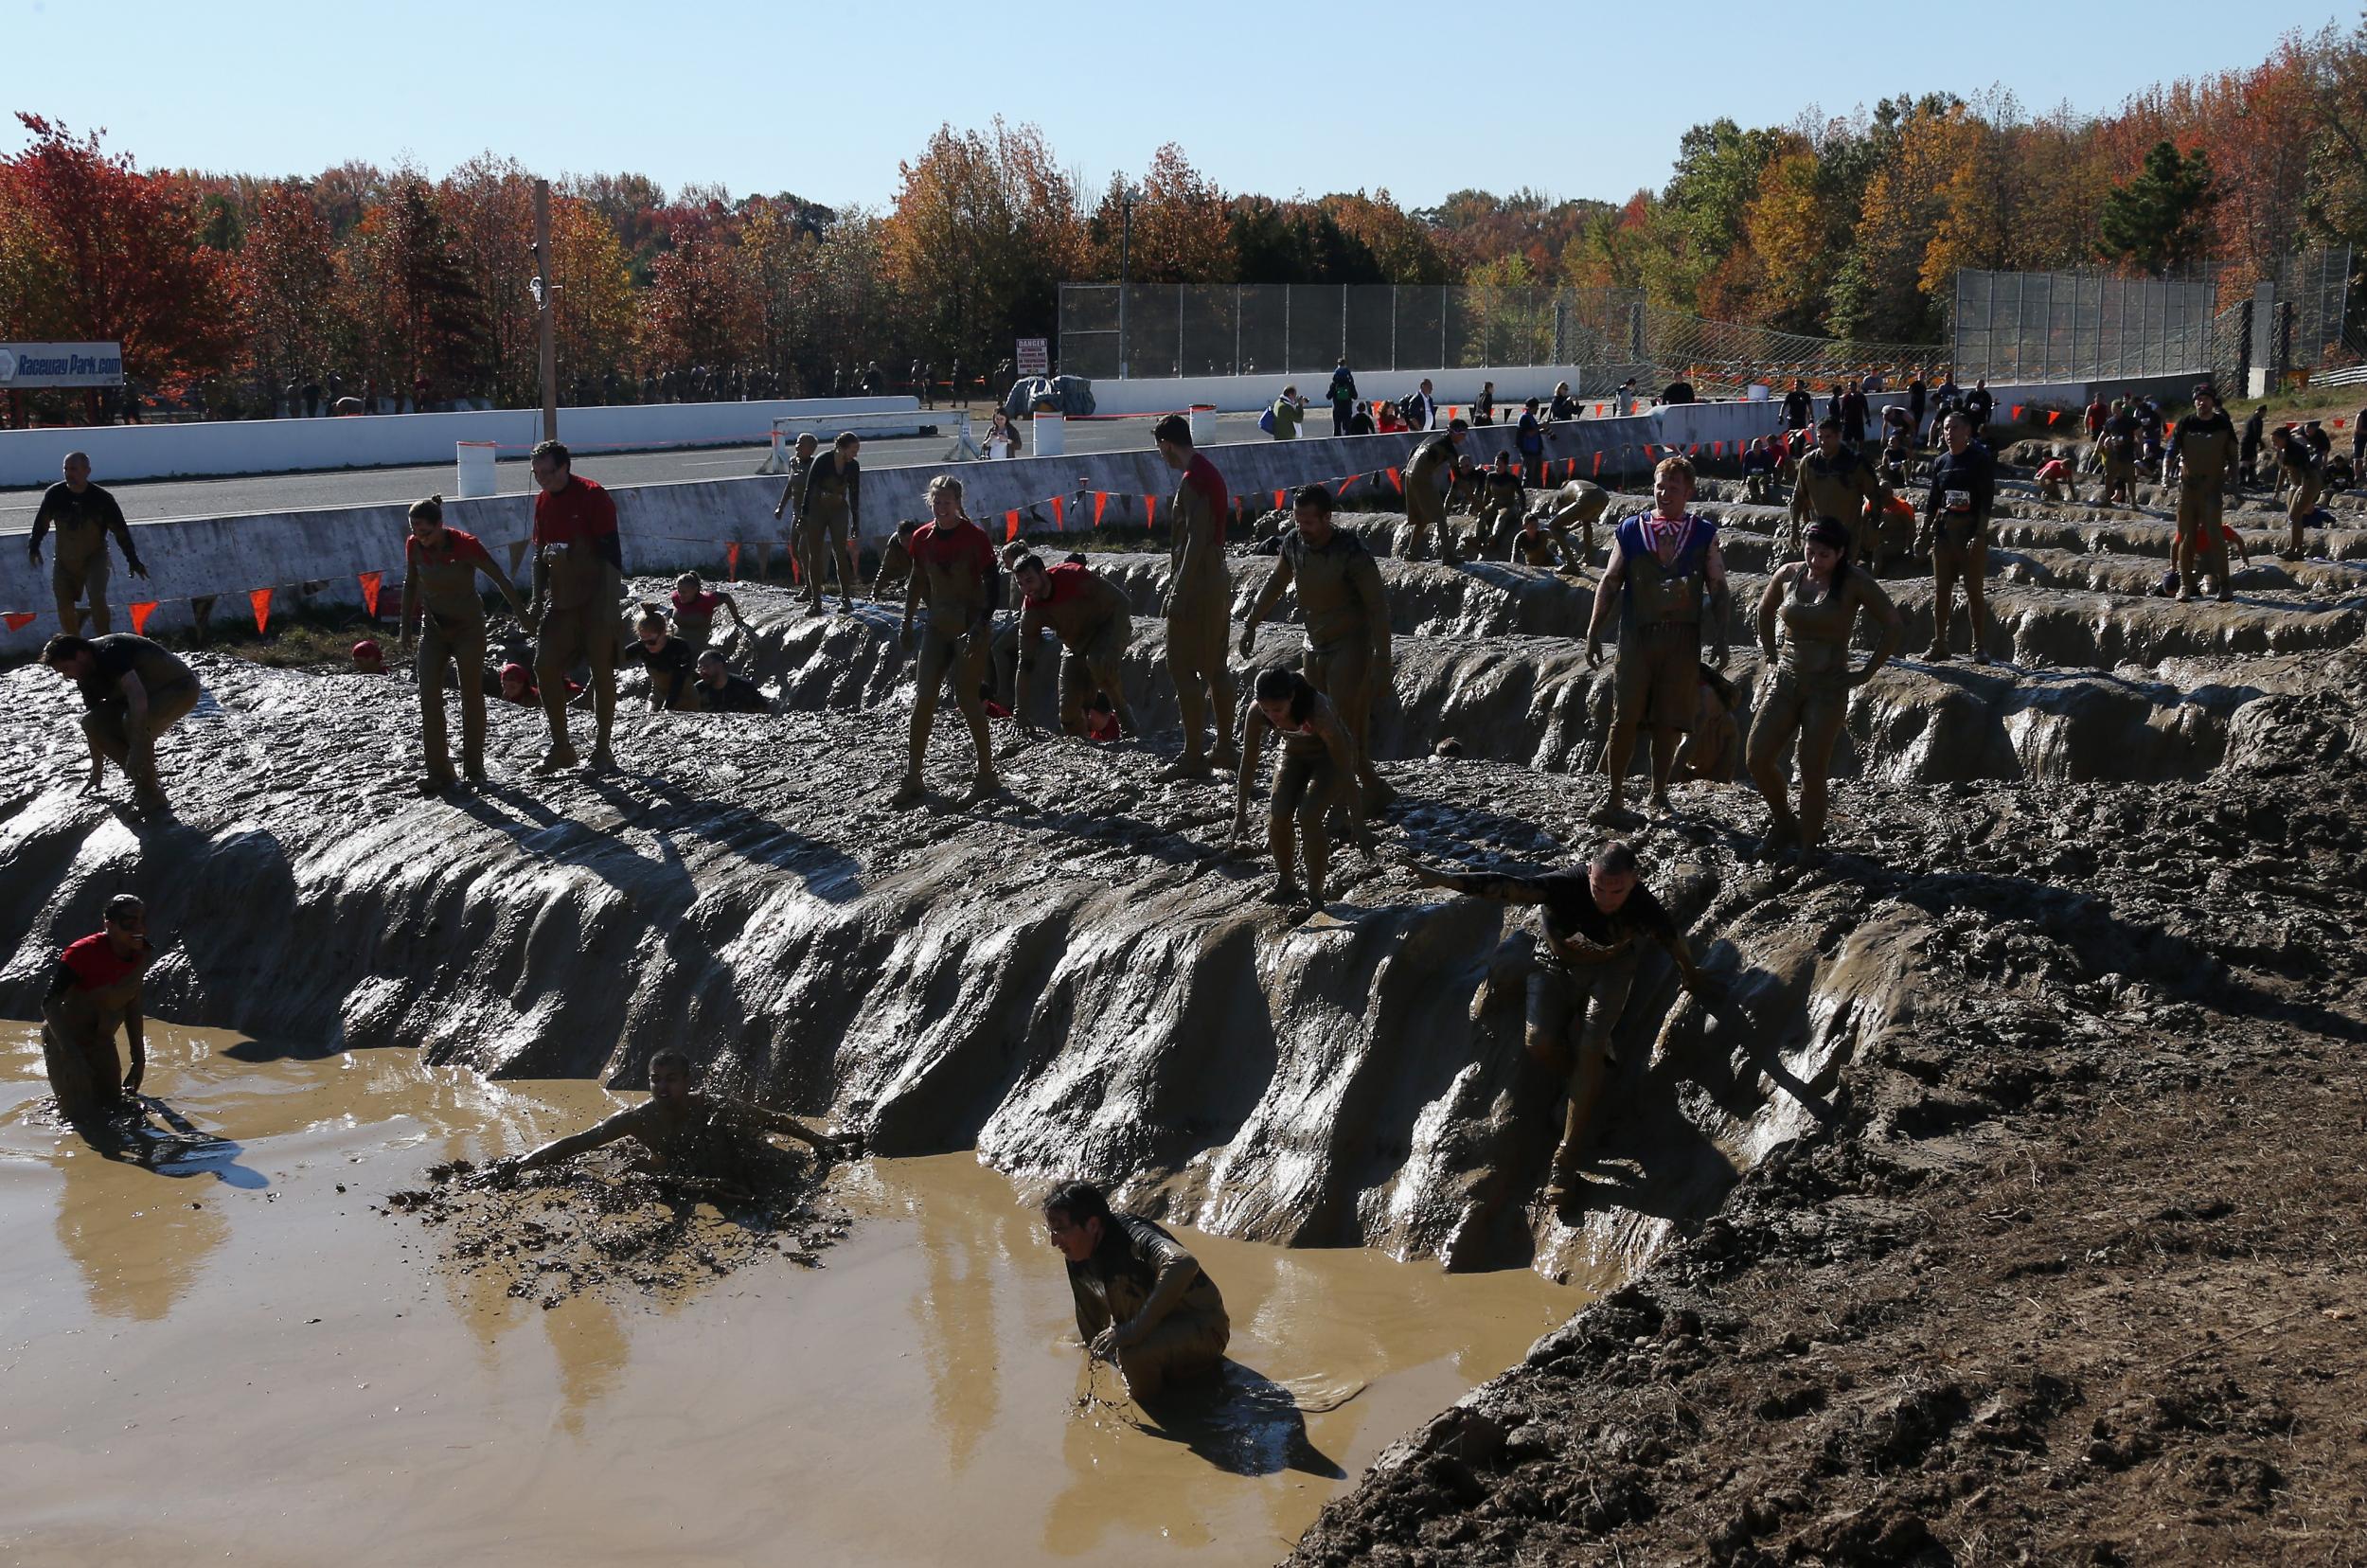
top-left (3, 465), bottom-right (2366, 1560)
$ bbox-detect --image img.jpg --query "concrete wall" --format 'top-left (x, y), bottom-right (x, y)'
top-left (0, 396), bottom-right (923, 489)
top-left (1084, 365), bottom-right (1591, 418)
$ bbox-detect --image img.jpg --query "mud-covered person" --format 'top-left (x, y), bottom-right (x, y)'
top-left (40, 894), bottom-right (155, 1131)
top-left (873, 520), bottom-right (919, 601)
top-left (667, 571), bottom-right (744, 649)
top-left (1469, 452), bottom-right (1527, 553)
top-left (1239, 484), bottom-right (1395, 812)
top-left (398, 493), bottom-right (527, 793)
top-left (42, 632), bottom-right (205, 816)
top-left (1919, 410), bottom-right (1999, 664)
top-left (772, 430), bottom-right (819, 556)
top-left (1545, 478), bottom-right (1611, 567)
top-left (2169, 383), bottom-right (2241, 601)
top-left (1012, 552), bottom-right (1138, 740)
top-left (1230, 667), bottom-right (1372, 913)
top-left (896, 473), bottom-right (1001, 808)
top-left (525, 439), bottom-right (624, 771)
top-left (677, 650), bottom-right (771, 713)
top-left (2269, 425), bottom-right (2325, 561)
top-left (497, 1048), bottom-right (859, 1190)
top-left (27, 451), bottom-right (149, 636)
top-left (1788, 416), bottom-right (1886, 561)
top-left (1747, 517), bottom-right (1904, 863)
top-left (619, 609), bottom-right (700, 711)
top-left (1400, 417), bottom-right (1471, 564)
top-left (1583, 454), bottom-right (1732, 825)
top-left (796, 431), bottom-right (864, 615)
top-left (1670, 664), bottom-right (1744, 785)
top-left (1405, 841), bottom-right (1725, 1208)
top-left (1042, 1180), bottom-right (1229, 1402)
top-left (1153, 413), bottom-right (1237, 777)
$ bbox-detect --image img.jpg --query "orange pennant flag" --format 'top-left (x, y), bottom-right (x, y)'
top-left (1144, 496), bottom-right (1157, 529)
top-left (130, 600), bottom-right (159, 634)
top-left (3, 612), bottom-right (35, 632)
top-left (1006, 508), bottom-right (1021, 542)
top-left (1093, 491), bottom-right (1108, 527)
top-left (250, 586), bottom-right (273, 634)
top-left (1565, 457), bottom-right (1577, 479)
top-left (1592, 452), bottom-right (1603, 476)
top-left (790, 551), bottom-right (801, 583)
top-left (1448, 406), bottom-right (1460, 422)
top-left (726, 542), bottom-right (742, 579)
top-left (2011, 404), bottom-right (2025, 420)
top-left (1385, 467), bottom-right (1402, 493)
top-left (2047, 410), bottom-right (2062, 425)
top-left (1052, 495), bottom-right (1064, 528)
top-left (358, 570), bottom-right (383, 617)
top-left (1272, 489), bottom-right (1286, 511)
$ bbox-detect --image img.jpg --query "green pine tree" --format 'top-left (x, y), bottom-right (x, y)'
top-left (2096, 141), bottom-right (2217, 276)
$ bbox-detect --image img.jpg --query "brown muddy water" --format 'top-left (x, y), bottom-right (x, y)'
top-left (0, 1025), bottom-right (1579, 1567)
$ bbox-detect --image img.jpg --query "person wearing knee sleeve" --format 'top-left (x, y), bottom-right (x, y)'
top-left (1011, 553), bottom-right (1137, 739)
top-left (28, 452), bottom-right (147, 637)
top-left (1230, 667), bottom-right (1369, 912)
top-left (1401, 418), bottom-right (1469, 563)
top-left (525, 439), bottom-right (623, 771)
top-left (1239, 484), bottom-right (1394, 812)
top-left (1747, 517), bottom-right (1903, 862)
top-left (895, 473), bottom-right (1000, 808)
top-left (399, 493), bottom-right (526, 793)
top-left (2170, 383), bottom-right (2240, 601)
top-left (42, 633), bottom-right (204, 815)
top-left (797, 431), bottom-right (863, 614)
top-left (1918, 411), bottom-right (1997, 665)
top-left (1584, 454), bottom-right (1731, 825)
top-left (1407, 840), bottom-right (1722, 1208)
top-left (1153, 413), bottom-right (1237, 777)
top-left (1043, 1181), bottom-right (1230, 1403)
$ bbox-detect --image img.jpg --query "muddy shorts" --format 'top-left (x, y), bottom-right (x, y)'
top-left (81, 676), bottom-right (202, 753)
top-left (53, 546), bottom-right (109, 611)
top-left (1613, 631), bottom-right (1700, 732)
top-left (1749, 666), bottom-right (1851, 779)
top-left (1525, 944), bottom-right (1643, 1073)
top-left (1931, 523), bottom-right (1987, 578)
top-left (1271, 748), bottom-right (1347, 828)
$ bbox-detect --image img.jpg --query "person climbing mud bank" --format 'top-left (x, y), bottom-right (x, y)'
top-left (1239, 483), bottom-right (1395, 812)
top-left (41, 631), bottom-right (205, 815)
top-left (1232, 667), bottom-right (1373, 914)
top-left (1012, 553), bottom-right (1136, 740)
top-left (399, 493), bottom-right (527, 793)
top-left (37, 893), bottom-right (154, 1132)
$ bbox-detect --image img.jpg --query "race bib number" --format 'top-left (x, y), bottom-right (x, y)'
top-left (1944, 490), bottom-right (1973, 514)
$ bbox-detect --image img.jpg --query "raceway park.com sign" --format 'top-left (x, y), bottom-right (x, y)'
top-left (0, 343), bottom-right (126, 388)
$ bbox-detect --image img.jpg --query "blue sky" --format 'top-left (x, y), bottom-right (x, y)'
top-left (2, 1), bottom-right (2348, 211)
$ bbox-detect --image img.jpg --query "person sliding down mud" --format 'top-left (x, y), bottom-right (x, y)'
top-left (1400, 418), bottom-right (1470, 563)
top-left (1154, 413), bottom-right (1237, 777)
top-left (667, 571), bottom-right (744, 649)
top-left (1747, 517), bottom-right (1904, 863)
top-left (498, 1049), bottom-right (860, 1189)
top-left (1406, 841), bottom-right (1726, 1209)
top-left (1012, 553), bottom-right (1137, 739)
top-left (398, 494), bottom-right (528, 793)
top-left (1919, 411), bottom-right (1998, 665)
top-left (1584, 454), bottom-right (1731, 825)
top-left (1043, 1180), bottom-right (1230, 1403)
top-left (1231, 667), bottom-right (1373, 914)
top-left (896, 474), bottom-right (1000, 808)
top-left (1544, 479), bottom-right (1611, 568)
top-left (42, 632), bottom-right (205, 816)
top-left (40, 894), bottom-right (154, 1131)
top-left (1239, 484), bottom-right (1395, 813)
top-left (526, 439), bottom-right (623, 772)
top-left (28, 452), bottom-right (148, 636)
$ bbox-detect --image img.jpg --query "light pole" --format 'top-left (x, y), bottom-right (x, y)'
top-left (1117, 183), bottom-right (1135, 381)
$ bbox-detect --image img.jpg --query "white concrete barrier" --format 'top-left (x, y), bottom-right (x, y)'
top-left (454, 442), bottom-right (496, 499)
top-left (1032, 413), bottom-right (1067, 457)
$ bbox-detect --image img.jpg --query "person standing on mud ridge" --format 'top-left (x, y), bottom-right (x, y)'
top-left (2170, 383), bottom-right (2241, 602)
top-left (1400, 418), bottom-right (1470, 564)
top-left (1241, 486), bottom-right (1397, 813)
top-left (28, 452), bottom-right (148, 637)
top-left (667, 571), bottom-right (745, 650)
top-left (1788, 417), bottom-right (1887, 563)
top-left (399, 494), bottom-right (528, 794)
top-left (1154, 413), bottom-right (1237, 778)
top-left (2269, 426), bottom-right (2325, 562)
top-left (498, 1048), bottom-right (860, 1185)
top-left (41, 632), bottom-right (205, 816)
top-left (40, 894), bottom-right (154, 1132)
top-left (895, 473), bottom-right (1000, 809)
top-left (1231, 666), bottom-right (1372, 914)
top-left (1584, 454), bottom-right (1732, 826)
top-left (773, 430), bottom-right (819, 554)
top-left (797, 432), bottom-right (863, 616)
top-left (1012, 552), bottom-right (1138, 741)
top-left (1747, 517), bottom-right (1904, 863)
top-left (1919, 411), bottom-right (1998, 665)
top-left (526, 440), bottom-right (623, 772)
top-left (1042, 1180), bottom-right (1229, 1403)
top-left (1404, 841), bottom-right (1726, 1210)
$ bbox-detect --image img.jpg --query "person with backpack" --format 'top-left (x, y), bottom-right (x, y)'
top-left (1327, 361), bottom-right (1358, 437)
top-left (1262, 385), bottom-right (1308, 439)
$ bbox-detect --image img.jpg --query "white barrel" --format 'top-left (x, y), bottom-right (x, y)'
top-left (1032, 411), bottom-right (1067, 457)
top-left (455, 440), bottom-right (496, 499)
top-left (1188, 402), bottom-right (1217, 445)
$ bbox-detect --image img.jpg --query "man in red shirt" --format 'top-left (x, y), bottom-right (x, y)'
top-left (896, 473), bottom-right (1001, 807)
top-left (1155, 413), bottom-right (1237, 777)
top-left (399, 493), bottom-right (528, 792)
top-left (41, 894), bottom-right (153, 1130)
top-left (525, 440), bottom-right (624, 771)
top-left (1013, 552), bottom-right (1137, 739)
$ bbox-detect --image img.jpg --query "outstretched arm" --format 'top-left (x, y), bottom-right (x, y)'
top-left (1405, 865), bottom-right (1556, 904)
top-left (512, 1108), bottom-right (641, 1171)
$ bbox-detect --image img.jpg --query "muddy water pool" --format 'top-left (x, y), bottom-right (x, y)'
top-left (0, 1025), bottom-right (1581, 1567)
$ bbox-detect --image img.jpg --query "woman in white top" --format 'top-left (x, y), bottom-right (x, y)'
top-left (984, 408), bottom-right (1023, 460)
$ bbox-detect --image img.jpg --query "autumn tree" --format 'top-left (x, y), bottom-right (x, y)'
top-left (1086, 145), bottom-right (1237, 283)
top-left (882, 119), bottom-right (1081, 371)
top-left (440, 152), bottom-right (542, 403)
top-left (548, 194), bottom-right (638, 392)
top-left (638, 222), bottom-right (759, 372)
top-left (343, 177), bottom-right (482, 401)
top-left (238, 181), bottom-right (346, 401)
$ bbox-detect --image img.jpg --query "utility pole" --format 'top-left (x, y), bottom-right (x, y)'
top-left (533, 178), bottom-right (558, 441)
top-left (1117, 186), bottom-right (1133, 381)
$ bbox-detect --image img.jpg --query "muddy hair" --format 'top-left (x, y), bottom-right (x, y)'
top-left (41, 633), bottom-right (95, 665)
top-left (1014, 553), bottom-right (1046, 576)
top-left (1292, 482), bottom-right (1333, 513)
top-left (649, 1049), bottom-right (694, 1078)
top-left (1591, 840), bottom-right (1641, 878)
top-left (1043, 1179), bottom-right (1113, 1231)
top-left (408, 493), bottom-right (444, 523)
top-left (1805, 518), bottom-right (1855, 580)
top-left (1253, 665), bottom-right (1315, 725)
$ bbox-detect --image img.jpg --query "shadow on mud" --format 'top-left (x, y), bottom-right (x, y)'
top-left (1128, 1360), bottom-right (1352, 1480)
top-left (94, 1095), bottom-right (268, 1188)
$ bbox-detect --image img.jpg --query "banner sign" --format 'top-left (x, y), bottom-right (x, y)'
top-left (0, 342), bottom-right (125, 388)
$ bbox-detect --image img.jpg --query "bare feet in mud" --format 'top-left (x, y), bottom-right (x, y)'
top-left (536, 744), bottom-right (580, 774)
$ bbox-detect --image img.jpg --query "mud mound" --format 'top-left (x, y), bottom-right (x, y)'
top-left (382, 1152), bottom-right (848, 1308)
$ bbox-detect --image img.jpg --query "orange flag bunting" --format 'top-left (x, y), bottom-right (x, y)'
top-left (790, 552), bottom-right (802, 583)
top-left (1143, 496), bottom-right (1157, 529)
top-left (3, 612), bottom-right (35, 632)
top-left (1052, 496), bottom-right (1065, 528)
top-left (1093, 491), bottom-right (1108, 527)
top-left (1593, 452), bottom-right (1604, 476)
top-left (726, 543), bottom-right (741, 579)
top-left (358, 571), bottom-right (383, 617)
top-left (130, 601), bottom-right (159, 634)
top-left (1385, 467), bottom-right (1403, 493)
top-left (1273, 489), bottom-right (1286, 511)
top-left (250, 587), bottom-right (274, 633)
top-left (2011, 404), bottom-right (2025, 420)
top-left (1565, 458), bottom-right (1578, 479)
top-left (1006, 508), bottom-right (1021, 542)
top-left (2047, 410), bottom-right (2062, 425)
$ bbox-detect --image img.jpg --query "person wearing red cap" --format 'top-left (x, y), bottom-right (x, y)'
top-left (525, 440), bottom-right (624, 772)
top-left (40, 893), bottom-right (154, 1130)
top-left (350, 639), bottom-right (387, 675)
top-left (400, 492), bottom-right (528, 793)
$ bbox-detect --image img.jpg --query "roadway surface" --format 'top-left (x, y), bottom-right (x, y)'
top-left (0, 410), bottom-right (1277, 530)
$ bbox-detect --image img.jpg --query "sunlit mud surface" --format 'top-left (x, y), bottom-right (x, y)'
top-left (0, 1024), bottom-right (1575, 1568)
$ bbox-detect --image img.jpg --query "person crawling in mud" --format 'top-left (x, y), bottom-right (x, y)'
top-left (667, 571), bottom-right (744, 650)
top-left (1231, 666), bottom-right (1373, 914)
top-left (677, 650), bottom-right (771, 713)
top-left (619, 610), bottom-right (700, 711)
top-left (42, 632), bottom-right (205, 816)
top-left (499, 1049), bottom-right (860, 1190)
top-left (1406, 841), bottom-right (1726, 1209)
top-left (40, 893), bottom-right (154, 1131)
top-left (1043, 1179), bottom-right (1230, 1402)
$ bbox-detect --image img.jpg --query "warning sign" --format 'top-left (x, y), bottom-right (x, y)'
top-left (1016, 338), bottom-right (1049, 377)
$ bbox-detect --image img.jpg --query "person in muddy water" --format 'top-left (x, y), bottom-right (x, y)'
top-left (1747, 517), bottom-right (1906, 862)
top-left (1920, 411), bottom-right (1998, 664)
top-left (40, 894), bottom-right (154, 1130)
top-left (1012, 553), bottom-right (1138, 740)
top-left (1406, 841), bottom-right (1725, 1207)
top-left (42, 632), bottom-right (205, 816)
top-left (896, 473), bottom-right (1001, 808)
top-left (1239, 484), bottom-right (1395, 813)
top-left (1155, 413), bottom-right (1237, 778)
top-left (1230, 666), bottom-right (1373, 913)
top-left (1584, 454), bottom-right (1732, 825)
top-left (1043, 1179), bottom-right (1230, 1403)
top-left (399, 493), bottom-right (529, 793)
top-left (526, 440), bottom-right (623, 772)
top-left (501, 1049), bottom-right (859, 1189)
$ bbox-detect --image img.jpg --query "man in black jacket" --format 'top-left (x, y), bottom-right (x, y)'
top-left (1920, 411), bottom-right (1998, 665)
